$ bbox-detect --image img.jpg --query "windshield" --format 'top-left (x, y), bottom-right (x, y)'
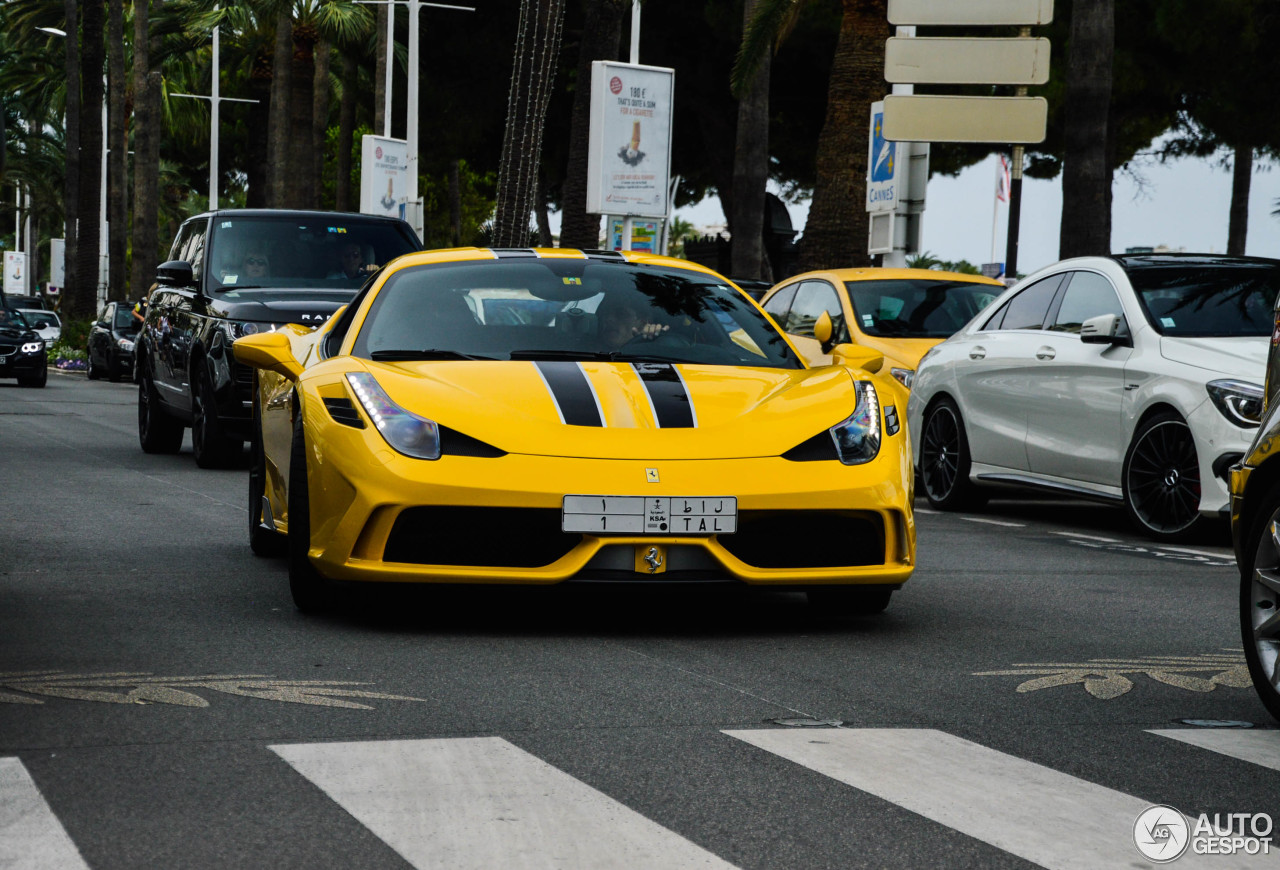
top-left (207, 216), bottom-right (419, 291)
top-left (1128, 263), bottom-right (1280, 337)
top-left (19, 310), bottom-right (58, 326)
top-left (351, 259), bottom-right (803, 368)
top-left (845, 278), bottom-right (1002, 338)
top-left (0, 309), bottom-right (29, 330)
top-left (113, 307), bottom-right (139, 333)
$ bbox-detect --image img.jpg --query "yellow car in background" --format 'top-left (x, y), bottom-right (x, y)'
top-left (759, 268), bottom-right (1006, 402)
top-left (234, 248), bottom-right (915, 613)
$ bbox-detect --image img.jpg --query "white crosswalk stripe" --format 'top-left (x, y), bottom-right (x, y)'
top-left (1149, 728), bottom-right (1280, 772)
top-left (271, 737), bottom-right (740, 870)
top-left (723, 728), bottom-right (1275, 870)
top-left (0, 757), bottom-right (90, 870)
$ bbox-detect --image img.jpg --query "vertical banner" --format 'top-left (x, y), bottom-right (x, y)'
top-left (359, 135), bottom-right (410, 220)
top-left (3, 252), bottom-right (27, 296)
top-left (586, 61), bottom-right (675, 218)
top-left (48, 239), bottom-right (65, 295)
top-left (866, 101), bottom-right (903, 214)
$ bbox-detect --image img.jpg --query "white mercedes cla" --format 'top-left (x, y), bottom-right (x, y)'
top-left (907, 254), bottom-right (1277, 541)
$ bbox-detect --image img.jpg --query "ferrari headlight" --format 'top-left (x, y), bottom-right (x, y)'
top-left (1206, 379), bottom-right (1263, 428)
top-left (830, 380), bottom-right (881, 465)
top-left (346, 372), bottom-right (441, 460)
top-left (21, 341), bottom-right (43, 354)
top-left (117, 338), bottom-right (135, 351)
top-left (890, 367), bottom-right (914, 390)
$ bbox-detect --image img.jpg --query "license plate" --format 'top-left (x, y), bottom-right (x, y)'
top-left (562, 496), bottom-right (737, 535)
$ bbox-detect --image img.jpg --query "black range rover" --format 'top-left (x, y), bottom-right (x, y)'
top-left (136, 209), bottom-right (420, 466)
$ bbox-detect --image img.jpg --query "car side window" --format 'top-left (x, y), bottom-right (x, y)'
top-left (179, 220), bottom-right (208, 285)
top-left (995, 274), bottom-right (1064, 331)
top-left (762, 284), bottom-right (797, 328)
top-left (787, 281), bottom-right (847, 340)
top-left (1050, 271), bottom-right (1126, 334)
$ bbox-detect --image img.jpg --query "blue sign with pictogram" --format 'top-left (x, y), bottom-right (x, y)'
top-left (867, 102), bottom-right (903, 213)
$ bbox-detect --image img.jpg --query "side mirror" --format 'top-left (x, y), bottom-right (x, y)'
top-left (233, 332), bottom-right (303, 381)
top-left (96, 320), bottom-right (109, 329)
top-left (814, 310), bottom-right (834, 346)
top-left (155, 260), bottom-right (195, 288)
top-left (830, 343), bottom-right (885, 373)
top-left (1080, 313), bottom-right (1127, 345)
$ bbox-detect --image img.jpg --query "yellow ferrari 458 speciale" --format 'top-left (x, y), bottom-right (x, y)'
top-left (233, 247), bottom-right (915, 612)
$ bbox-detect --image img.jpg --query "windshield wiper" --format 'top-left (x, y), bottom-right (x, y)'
top-left (370, 349), bottom-right (491, 361)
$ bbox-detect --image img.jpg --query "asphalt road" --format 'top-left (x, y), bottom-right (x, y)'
top-left (2, 373), bottom-right (1277, 870)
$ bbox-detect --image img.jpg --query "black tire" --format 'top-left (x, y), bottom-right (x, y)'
top-left (919, 397), bottom-right (986, 510)
top-left (86, 350), bottom-right (101, 380)
top-left (17, 361), bottom-right (47, 388)
top-left (191, 361), bottom-right (242, 469)
top-left (806, 586), bottom-right (893, 616)
top-left (287, 410), bottom-right (332, 611)
top-left (1122, 411), bottom-right (1205, 542)
top-left (1237, 481), bottom-right (1280, 722)
top-left (138, 356), bottom-right (184, 454)
top-left (249, 398), bottom-right (287, 557)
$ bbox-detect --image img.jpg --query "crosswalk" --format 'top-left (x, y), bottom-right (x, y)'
top-left (4, 727), bottom-right (1278, 869)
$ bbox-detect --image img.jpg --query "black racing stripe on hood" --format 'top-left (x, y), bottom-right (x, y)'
top-left (533, 361), bottom-right (604, 427)
top-left (633, 363), bottom-right (696, 428)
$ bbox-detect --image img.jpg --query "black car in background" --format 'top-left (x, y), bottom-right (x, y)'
top-left (87, 300), bottom-right (140, 382)
top-left (0, 307), bottom-right (48, 387)
top-left (136, 208), bottom-right (421, 467)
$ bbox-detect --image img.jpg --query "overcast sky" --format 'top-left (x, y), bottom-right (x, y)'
top-left (669, 149), bottom-right (1280, 277)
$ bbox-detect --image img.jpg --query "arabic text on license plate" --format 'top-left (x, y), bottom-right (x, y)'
top-left (562, 496), bottom-right (737, 535)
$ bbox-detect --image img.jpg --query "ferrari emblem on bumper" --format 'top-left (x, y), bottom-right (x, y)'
top-left (646, 467), bottom-right (660, 483)
top-left (635, 545), bottom-right (666, 574)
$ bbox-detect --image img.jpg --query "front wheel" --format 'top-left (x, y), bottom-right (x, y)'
top-left (1122, 412), bottom-right (1204, 542)
top-left (919, 397), bottom-right (986, 510)
top-left (17, 362), bottom-right (47, 388)
top-left (287, 410), bottom-right (332, 611)
top-left (191, 362), bottom-right (242, 469)
top-left (138, 358), bottom-right (184, 454)
top-left (1239, 484), bottom-right (1280, 722)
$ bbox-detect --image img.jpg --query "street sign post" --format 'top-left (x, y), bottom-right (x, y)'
top-left (884, 37), bottom-right (1050, 85)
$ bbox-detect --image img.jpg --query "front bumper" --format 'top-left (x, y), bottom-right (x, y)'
top-left (280, 413), bottom-right (916, 588)
top-left (0, 345), bottom-right (46, 377)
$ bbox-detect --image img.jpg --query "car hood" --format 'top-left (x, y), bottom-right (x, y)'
top-left (1158, 335), bottom-right (1268, 380)
top-left (211, 288), bottom-right (356, 326)
top-left (353, 360), bottom-right (862, 460)
top-left (0, 324), bottom-right (38, 342)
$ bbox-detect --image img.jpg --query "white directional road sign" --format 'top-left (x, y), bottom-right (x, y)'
top-left (888, 0), bottom-right (1052, 25)
top-left (885, 37), bottom-right (1050, 85)
top-left (882, 95), bottom-right (1047, 144)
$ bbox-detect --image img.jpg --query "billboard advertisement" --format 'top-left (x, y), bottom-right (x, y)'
top-left (359, 135), bottom-right (410, 220)
top-left (586, 62), bottom-right (675, 218)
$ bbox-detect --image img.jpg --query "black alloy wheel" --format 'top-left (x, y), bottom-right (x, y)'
top-left (287, 410), bottom-right (333, 611)
top-left (1122, 412), bottom-right (1203, 541)
top-left (86, 349), bottom-right (101, 380)
top-left (249, 398), bottom-right (287, 557)
top-left (919, 397), bottom-right (985, 510)
top-left (1239, 483), bottom-right (1280, 722)
top-left (191, 361), bottom-right (242, 469)
top-left (137, 356), bottom-right (184, 454)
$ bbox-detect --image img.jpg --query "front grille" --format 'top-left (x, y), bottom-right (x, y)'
top-left (384, 507), bottom-right (581, 567)
top-left (719, 511), bottom-right (885, 568)
top-left (0, 345), bottom-right (15, 355)
top-left (233, 362), bottom-right (255, 392)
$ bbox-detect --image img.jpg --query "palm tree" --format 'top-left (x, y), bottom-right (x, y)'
top-left (735, 0), bottom-right (888, 271)
top-left (1058, 0), bottom-right (1114, 258)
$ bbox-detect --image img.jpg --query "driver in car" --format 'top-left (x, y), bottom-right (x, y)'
top-left (596, 294), bottom-right (668, 347)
